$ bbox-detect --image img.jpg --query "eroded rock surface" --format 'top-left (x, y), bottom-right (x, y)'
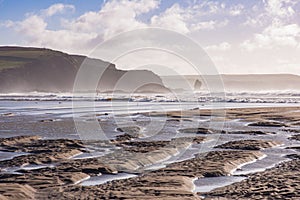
top-left (216, 140), bottom-right (280, 150)
top-left (178, 128), bottom-right (213, 134)
top-left (290, 134), bottom-right (300, 141)
top-left (247, 121), bottom-right (288, 127)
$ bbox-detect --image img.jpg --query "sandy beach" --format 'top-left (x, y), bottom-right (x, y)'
top-left (0, 105), bottom-right (299, 199)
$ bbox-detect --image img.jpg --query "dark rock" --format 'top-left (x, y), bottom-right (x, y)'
top-left (178, 127), bottom-right (213, 134)
top-left (289, 134), bottom-right (300, 141)
top-left (248, 121), bottom-right (287, 127)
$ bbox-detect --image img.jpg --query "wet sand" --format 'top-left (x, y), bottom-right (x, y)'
top-left (0, 106), bottom-right (300, 199)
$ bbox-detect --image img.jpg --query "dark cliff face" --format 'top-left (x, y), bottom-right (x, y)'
top-left (0, 46), bottom-right (166, 93)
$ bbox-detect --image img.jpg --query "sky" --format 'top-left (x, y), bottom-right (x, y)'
top-left (1, 0), bottom-right (300, 75)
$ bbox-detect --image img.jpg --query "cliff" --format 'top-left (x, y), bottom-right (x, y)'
top-left (0, 46), bottom-right (167, 93)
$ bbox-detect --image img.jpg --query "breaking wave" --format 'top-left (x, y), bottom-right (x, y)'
top-left (0, 90), bottom-right (300, 104)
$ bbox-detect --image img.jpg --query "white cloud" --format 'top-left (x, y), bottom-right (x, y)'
top-left (229, 4), bottom-right (244, 16)
top-left (241, 21), bottom-right (300, 51)
top-left (191, 21), bottom-right (217, 30)
top-left (205, 42), bottom-right (231, 51)
top-left (0, 20), bottom-right (15, 28)
top-left (242, 0), bottom-right (300, 28)
top-left (6, 0), bottom-right (160, 53)
top-left (191, 19), bottom-right (228, 31)
top-left (196, 1), bottom-right (226, 14)
top-left (102, 0), bottom-right (159, 15)
top-left (5, 0), bottom-right (232, 52)
top-left (263, 0), bottom-right (296, 17)
top-left (18, 15), bottom-right (47, 37)
top-left (12, 14), bottom-right (96, 52)
top-left (241, 0), bottom-right (300, 51)
top-left (42, 3), bottom-right (75, 17)
top-left (243, 15), bottom-right (265, 27)
top-left (65, 0), bottom-right (160, 40)
top-left (150, 3), bottom-right (190, 33)
top-left (150, 3), bottom-right (229, 33)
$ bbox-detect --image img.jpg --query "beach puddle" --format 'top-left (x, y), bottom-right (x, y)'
top-left (21, 164), bottom-right (55, 170)
top-left (72, 151), bottom-right (108, 159)
top-left (0, 151), bottom-right (30, 161)
top-left (230, 154), bottom-right (267, 174)
top-left (1, 163), bottom-right (55, 174)
top-left (81, 173), bottom-right (137, 186)
top-left (233, 149), bottom-right (293, 175)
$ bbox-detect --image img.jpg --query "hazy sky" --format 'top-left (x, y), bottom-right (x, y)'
top-left (1, 0), bottom-right (300, 75)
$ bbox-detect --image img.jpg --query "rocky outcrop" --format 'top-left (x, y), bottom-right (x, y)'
top-left (1, 137), bottom-right (85, 153)
top-left (224, 130), bottom-right (275, 135)
top-left (248, 121), bottom-right (288, 127)
top-left (178, 127), bottom-right (213, 134)
top-left (290, 134), bottom-right (300, 141)
top-left (216, 140), bottom-right (280, 150)
top-left (117, 140), bottom-right (170, 153)
top-left (194, 79), bottom-right (202, 91)
top-left (0, 136), bottom-right (40, 147)
top-left (115, 126), bottom-right (142, 137)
